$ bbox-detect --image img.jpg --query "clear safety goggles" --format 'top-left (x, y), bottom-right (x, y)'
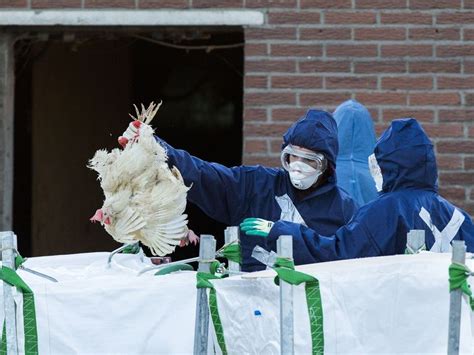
top-left (281, 145), bottom-right (327, 172)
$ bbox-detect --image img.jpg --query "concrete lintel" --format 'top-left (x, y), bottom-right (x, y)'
top-left (0, 10), bottom-right (265, 26)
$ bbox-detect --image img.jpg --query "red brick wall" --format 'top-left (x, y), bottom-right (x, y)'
top-left (2, 0), bottom-right (473, 213)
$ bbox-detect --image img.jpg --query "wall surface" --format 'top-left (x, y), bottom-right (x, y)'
top-left (0, 0), bottom-right (473, 216)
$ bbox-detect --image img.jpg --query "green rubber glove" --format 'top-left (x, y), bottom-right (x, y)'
top-left (240, 218), bottom-right (274, 237)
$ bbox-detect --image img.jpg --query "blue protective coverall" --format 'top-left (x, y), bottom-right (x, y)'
top-left (267, 118), bottom-right (474, 264)
top-left (334, 99), bottom-right (378, 206)
top-left (158, 109), bottom-right (358, 271)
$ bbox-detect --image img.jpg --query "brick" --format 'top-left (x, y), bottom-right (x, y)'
top-left (326, 76), bottom-right (377, 89)
top-left (244, 139), bottom-right (267, 154)
top-left (268, 11), bottom-right (320, 25)
top-left (355, 61), bottom-right (406, 73)
top-left (380, 11), bottom-right (432, 24)
top-left (439, 110), bottom-right (474, 122)
top-left (466, 0), bottom-right (474, 8)
top-left (464, 29), bottom-right (474, 41)
top-left (383, 109), bottom-right (434, 122)
top-left (325, 12), bottom-right (376, 24)
top-left (245, 59), bottom-right (296, 73)
top-left (244, 123), bottom-right (291, 136)
top-left (423, 124), bottom-right (464, 138)
top-left (469, 126), bottom-right (474, 137)
top-left (245, 43), bottom-right (267, 56)
top-left (244, 108), bottom-right (267, 121)
top-left (0, 0), bottom-right (26, 7)
top-left (354, 28), bottom-right (406, 41)
top-left (410, 93), bottom-right (460, 106)
top-left (438, 141), bottom-right (474, 153)
top-left (410, 0), bottom-right (460, 9)
top-left (439, 171), bottom-right (474, 185)
top-left (32, 0), bottom-right (80, 7)
top-left (374, 123), bottom-right (390, 136)
top-left (270, 139), bottom-right (284, 153)
top-left (271, 75), bottom-right (323, 89)
top-left (271, 44), bottom-right (322, 57)
top-left (382, 76), bottom-right (433, 90)
top-left (245, 0), bottom-right (296, 8)
top-left (409, 61), bottom-right (460, 73)
top-left (437, 76), bottom-right (474, 89)
top-left (193, 0), bottom-right (242, 7)
top-left (381, 45), bottom-right (432, 57)
top-left (355, 0), bottom-right (407, 9)
top-left (139, 0), bottom-right (188, 7)
top-left (245, 75), bottom-right (268, 89)
top-left (438, 187), bottom-right (466, 200)
top-left (301, 0), bottom-right (351, 7)
top-left (437, 45), bottom-right (474, 57)
top-left (300, 28), bottom-right (351, 41)
top-left (85, 0), bottom-right (135, 7)
top-left (355, 92), bottom-right (407, 105)
top-left (300, 92), bottom-right (352, 106)
top-left (243, 156), bottom-right (280, 167)
top-left (299, 60), bottom-right (351, 73)
top-left (409, 28), bottom-right (460, 41)
top-left (437, 155), bottom-right (463, 170)
top-left (244, 92), bottom-right (296, 106)
top-left (437, 13), bottom-right (474, 24)
top-left (465, 156), bottom-right (474, 169)
top-left (245, 28), bottom-right (296, 40)
top-left (466, 59), bottom-right (474, 75)
top-left (327, 44), bottom-right (377, 57)
top-left (465, 93), bottom-right (474, 106)
top-left (272, 107), bottom-right (307, 121)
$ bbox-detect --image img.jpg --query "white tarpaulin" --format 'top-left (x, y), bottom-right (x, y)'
top-left (209, 252), bottom-right (474, 354)
top-left (9, 252), bottom-right (197, 354)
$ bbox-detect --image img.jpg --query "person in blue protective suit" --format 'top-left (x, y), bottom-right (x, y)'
top-left (241, 118), bottom-right (474, 264)
top-left (333, 99), bottom-right (378, 206)
top-left (122, 109), bottom-right (358, 271)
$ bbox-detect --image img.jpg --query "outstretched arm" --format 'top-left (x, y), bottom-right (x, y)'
top-left (265, 217), bottom-right (382, 265)
top-left (158, 138), bottom-right (255, 226)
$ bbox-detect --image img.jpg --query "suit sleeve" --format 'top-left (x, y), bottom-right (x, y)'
top-left (267, 212), bottom-right (382, 265)
top-left (158, 138), bottom-right (253, 225)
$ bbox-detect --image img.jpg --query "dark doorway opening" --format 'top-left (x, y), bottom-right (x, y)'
top-left (13, 28), bottom-right (243, 259)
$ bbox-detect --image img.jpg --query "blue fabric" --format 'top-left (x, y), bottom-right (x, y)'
top-left (333, 100), bottom-right (378, 206)
top-left (158, 109), bottom-right (358, 271)
top-left (267, 118), bottom-right (474, 264)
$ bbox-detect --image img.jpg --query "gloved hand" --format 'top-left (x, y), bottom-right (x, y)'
top-left (240, 218), bottom-right (274, 237)
top-left (118, 120), bottom-right (142, 148)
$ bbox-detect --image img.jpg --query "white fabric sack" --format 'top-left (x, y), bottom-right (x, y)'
top-left (11, 252), bottom-right (197, 355)
top-left (210, 252), bottom-right (474, 354)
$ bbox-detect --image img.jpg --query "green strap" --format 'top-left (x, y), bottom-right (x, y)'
top-left (449, 262), bottom-right (474, 311)
top-left (120, 243), bottom-right (140, 254)
top-left (154, 264), bottom-right (193, 276)
top-left (0, 266), bottom-right (38, 355)
top-left (273, 257), bottom-right (324, 355)
top-left (209, 288), bottom-right (227, 355)
top-left (220, 243), bottom-right (241, 264)
top-left (195, 261), bottom-right (228, 354)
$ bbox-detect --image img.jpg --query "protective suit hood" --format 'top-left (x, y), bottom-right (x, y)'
top-left (374, 118), bottom-right (437, 193)
top-left (282, 109), bottom-right (338, 169)
top-left (334, 99), bottom-right (376, 161)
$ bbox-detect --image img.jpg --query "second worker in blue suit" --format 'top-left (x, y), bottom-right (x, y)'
top-left (241, 118), bottom-right (474, 263)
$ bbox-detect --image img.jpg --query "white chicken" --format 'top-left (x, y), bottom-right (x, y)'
top-left (89, 102), bottom-right (196, 256)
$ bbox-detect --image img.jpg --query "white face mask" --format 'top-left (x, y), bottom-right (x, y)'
top-left (368, 154), bottom-right (383, 192)
top-left (288, 161), bottom-right (322, 190)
